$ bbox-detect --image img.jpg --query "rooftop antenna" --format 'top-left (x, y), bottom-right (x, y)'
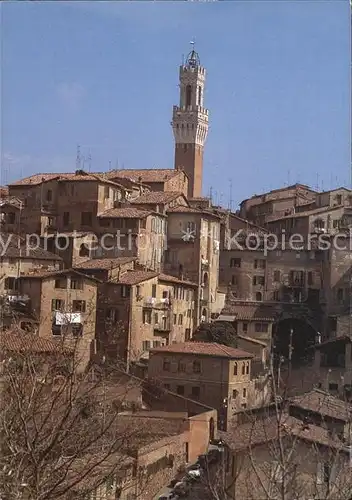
top-left (108, 160), bottom-right (112, 171)
top-left (88, 152), bottom-right (92, 172)
top-left (315, 173), bottom-right (320, 191)
top-left (76, 144), bottom-right (81, 171)
top-left (228, 178), bottom-right (233, 211)
top-left (209, 186), bottom-right (213, 203)
top-left (115, 158), bottom-right (119, 170)
top-left (287, 169), bottom-right (291, 186)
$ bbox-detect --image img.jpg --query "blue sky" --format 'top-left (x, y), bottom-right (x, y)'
top-left (1, 1), bottom-right (350, 208)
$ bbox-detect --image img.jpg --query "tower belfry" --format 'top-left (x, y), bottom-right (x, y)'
top-left (171, 43), bottom-right (209, 199)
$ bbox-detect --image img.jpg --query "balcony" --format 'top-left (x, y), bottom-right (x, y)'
top-left (154, 320), bottom-right (171, 333)
top-left (144, 297), bottom-right (171, 309)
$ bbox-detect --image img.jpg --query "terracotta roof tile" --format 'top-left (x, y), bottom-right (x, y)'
top-left (0, 331), bottom-right (72, 353)
top-left (289, 389), bottom-right (352, 422)
top-left (98, 207), bottom-right (152, 219)
top-left (132, 191), bottom-right (185, 204)
top-left (158, 273), bottom-right (198, 287)
top-left (220, 414), bottom-right (346, 452)
top-left (150, 342), bottom-right (253, 359)
top-left (268, 204), bottom-right (346, 222)
top-left (19, 268), bottom-right (100, 282)
top-left (3, 240), bottom-right (62, 261)
top-left (116, 270), bottom-right (159, 285)
top-left (167, 205), bottom-right (222, 219)
top-left (74, 257), bottom-right (136, 270)
top-left (103, 169), bottom-right (183, 183)
top-left (9, 172), bottom-right (127, 189)
top-left (223, 301), bottom-right (276, 321)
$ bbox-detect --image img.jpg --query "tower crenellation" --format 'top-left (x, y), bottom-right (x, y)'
top-left (171, 45), bottom-right (209, 199)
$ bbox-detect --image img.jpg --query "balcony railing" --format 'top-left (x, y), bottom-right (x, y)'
top-left (144, 297), bottom-right (171, 309)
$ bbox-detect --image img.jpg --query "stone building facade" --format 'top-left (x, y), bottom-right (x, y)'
top-left (147, 342), bottom-right (271, 430)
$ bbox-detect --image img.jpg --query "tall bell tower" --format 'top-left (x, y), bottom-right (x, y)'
top-left (171, 45), bottom-right (209, 199)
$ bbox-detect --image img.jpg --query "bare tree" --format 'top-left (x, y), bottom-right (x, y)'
top-left (0, 328), bottom-right (154, 500)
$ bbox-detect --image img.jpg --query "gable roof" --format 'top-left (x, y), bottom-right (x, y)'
top-left (150, 342), bottom-right (253, 359)
top-left (98, 207), bottom-right (153, 219)
top-left (167, 205), bottom-right (222, 219)
top-left (289, 389), bottom-right (352, 422)
top-left (19, 268), bottom-right (100, 283)
top-left (220, 414), bottom-right (346, 452)
top-left (132, 191), bottom-right (187, 205)
top-left (74, 257), bottom-right (136, 270)
top-left (103, 169), bottom-right (186, 183)
top-left (0, 331), bottom-right (72, 354)
top-left (116, 270), bottom-right (159, 285)
top-left (9, 171), bottom-right (127, 189)
top-left (158, 273), bottom-right (198, 287)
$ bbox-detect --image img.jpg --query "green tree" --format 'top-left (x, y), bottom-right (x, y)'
top-left (192, 321), bottom-right (238, 348)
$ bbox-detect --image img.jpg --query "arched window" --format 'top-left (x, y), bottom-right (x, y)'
top-left (79, 243), bottom-right (89, 258)
top-left (256, 292), bottom-right (262, 301)
top-left (193, 360), bottom-right (201, 373)
top-left (233, 362), bottom-right (238, 376)
top-left (241, 363), bottom-right (245, 375)
top-left (198, 85), bottom-right (202, 106)
top-left (246, 362), bottom-right (250, 375)
top-left (203, 272), bottom-right (209, 287)
top-left (186, 85), bottom-right (192, 107)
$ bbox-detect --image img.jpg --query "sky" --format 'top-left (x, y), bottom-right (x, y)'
top-left (1, 1), bottom-right (350, 209)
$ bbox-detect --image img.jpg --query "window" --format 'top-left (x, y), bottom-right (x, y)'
top-left (164, 383), bottom-right (170, 390)
top-left (152, 284), bottom-right (157, 298)
top-left (198, 86), bottom-right (202, 106)
top-left (72, 300), bottom-right (86, 313)
top-left (233, 362), bottom-right (238, 376)
top-left (178, 314), bottom-right (183, 326)
top-left (241, 363), bottom-right (245, 375)
top-left (54, 278), bottom-right (67, 289)
top-left (256, 292), bottom-right (263, 301)
top-left (254, 259), bottom-right (265, 269)
top-left (154, 313), bottom-right (159, 325)
top-left (185, 85), bottom-right (192, 107)
top-left (185, 328), bottom-right (191, 341)
top-left (323, 462), bottom-right (331, 484)
top-left (4, 277), bottom-right (18, 291)
top-left (106, 308), bottom-right (118, 322)
top-left (136, 285), bottom-right (141, 298)
top-left (337, 288), bottom-right (344, 303)
top-left (328, 382), bottom-right (338, 391)
top-left (46, 189), bottom-right (52, 202)
top-left (51, 299), bottom-right (65, 311)
top-left (242, 322), bottom-right (248, 333)
top-left (336, 194), bottom-right (342, 205)
top-left (255, 322), bottom-right (268, 333)
top-left (230, 258), bottom-right (241, 268)
top-left (99, 218), bottom-right (110, 227)
top-left (7, 212), bottom-right (16, 224)
top-left (191, 386), bottom-right (200, 399)
top-left (173, 314), bottom-right (177, 325)
top-left (232, 389), bottom-right (238, 399)
top-left (193, 361), bottom-right (201, 373)
top-left (243, 388), bottom-right (247, 398)
top-left (81, 212), bottom-right (92, 226)
top-left (253, 276), bottom-right (265, 286)
top-left (143, 309), bottom-right (152, 324)
top-left (178, 361), bottom-right (186, 372)
top-left (70, 278), bottom-right (83, 290)
top-left (63, 212), bottom-right (70, 226)
top-left (142, 340), bottom-right (151, 352)
top-left (162, 290), bottom-right (168, 299)
top-left (176, 385), bottom-right (185, 395)
top-left (231, 275), bottom-right (237, 285)
top-left (79, 244), bottom-right (89, 258)
top-left (273, 270), bottom-right (280, 282)
top-left (307, 271), bottom-right (313, 286)
top-left (273, 290), bottom-right (280, 301)
top-left (104, 185), bottom-right (109, 199)
top-left (163, 359), bottom-right (170, 371)
top-left (121, 285), bottom-right (130, 298)
top-left (246, 362), bottom-right (250, 375)
top-left (187, 309), bottom-right (191, 318)
top-left (72, 324), bottom-right (83, 337)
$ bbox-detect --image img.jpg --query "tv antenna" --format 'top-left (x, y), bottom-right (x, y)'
top-left (76, 144), bottom-right (81, 170)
